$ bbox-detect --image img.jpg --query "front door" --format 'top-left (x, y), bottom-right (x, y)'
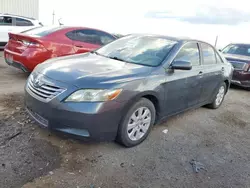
top-left (73, 29), bottom-right (101, 54)
top-left (199, 43), bottom-right (224, 103)
top-left (163, 42), bottom-right (202, 116)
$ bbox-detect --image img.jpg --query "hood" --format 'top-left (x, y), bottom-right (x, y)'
top-left (224, 53), bottom-right (250, 63)
top-left (35, 53), bottom-right (153, 88)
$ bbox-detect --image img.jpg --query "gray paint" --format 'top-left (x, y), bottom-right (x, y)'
top-left (25, 36), bottom-right (233, 141)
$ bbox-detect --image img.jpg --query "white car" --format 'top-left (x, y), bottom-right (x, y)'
top-left (0, 13), bottom-right (42, 48)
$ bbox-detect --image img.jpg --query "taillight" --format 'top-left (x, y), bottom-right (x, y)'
top-left (22, 40), bottom-right (42, 48)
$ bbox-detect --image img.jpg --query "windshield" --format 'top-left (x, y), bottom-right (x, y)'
top-left (222, 44), bottom-right (250, 57)
top-left (22, 26), bottom-right (65, 37)
top-left (96, 35), bottom-right (177, 66)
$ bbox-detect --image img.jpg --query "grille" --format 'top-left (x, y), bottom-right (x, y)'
top-left (27, 76), bottom-right (65, 101)
top-left (229, 61), bottom-right (246, 70)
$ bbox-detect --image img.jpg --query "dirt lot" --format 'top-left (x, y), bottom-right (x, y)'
top-left (0, 51), bottom-right (249, 188)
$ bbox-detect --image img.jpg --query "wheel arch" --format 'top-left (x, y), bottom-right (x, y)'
top-left (224, 79), bottom-right (230, 93)
top-left (121, 91), bottom-right (163, 123)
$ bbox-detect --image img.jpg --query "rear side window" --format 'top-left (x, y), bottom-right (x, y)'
top-left (68, 29), bottom-right (116, 45)
top-left (74, 29), bottom-right (103, 45)
top-left (215, 52), bottom-right (224, 63)
top-left (22, 26), bottom-right (64, 37)
top-left (95, 30), bottom-right (116, 45)
top-left (201, 43), bottom-right (217, 65)
top-left (16, 18), bottom-right (33, 26)
top-left (0, 16), bottom-right (13, 26)
top-left (174, 43), bottom-right (200, 66)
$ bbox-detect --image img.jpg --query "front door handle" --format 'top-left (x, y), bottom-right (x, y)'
top-left (221, 67), bottom-right (225, 71)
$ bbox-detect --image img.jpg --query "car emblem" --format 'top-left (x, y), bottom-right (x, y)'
top-left (33, 75), bottom-right (43, 88)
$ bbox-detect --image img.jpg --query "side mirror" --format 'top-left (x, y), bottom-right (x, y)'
top-left (171, 60), bottom-right (192, 70)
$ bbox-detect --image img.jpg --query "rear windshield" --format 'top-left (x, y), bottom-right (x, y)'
top-left (21, 26), bottom-right (64, 37)
top-left (222, 44), bottom-right (250, 57)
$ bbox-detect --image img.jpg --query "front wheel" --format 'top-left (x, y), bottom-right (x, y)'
top-left (208, 82), bottom-right (226, 109)
top-left (117, 98), bottom-right (156, 147)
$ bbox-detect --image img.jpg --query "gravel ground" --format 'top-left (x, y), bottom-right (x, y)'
top-left (0, 51), bottom-right (249, 188)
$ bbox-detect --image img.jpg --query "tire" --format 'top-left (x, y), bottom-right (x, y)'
top-left (207, 82), bottom-right (227, 109)
top-left (117, 98), bottom-right (156, 147)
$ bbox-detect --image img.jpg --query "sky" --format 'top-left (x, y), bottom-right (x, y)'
top-left (39, 0), bottom-right (250, 48)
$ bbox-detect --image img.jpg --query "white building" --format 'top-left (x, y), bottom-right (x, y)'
top-left (0, 0), bottom-right (39, 19)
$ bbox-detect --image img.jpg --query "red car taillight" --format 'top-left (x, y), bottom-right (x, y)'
top-left (22, 40), bottom-right (43, 48)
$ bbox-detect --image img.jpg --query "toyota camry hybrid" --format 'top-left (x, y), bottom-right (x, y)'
top-left (25, 34), bottom-right (233, 147)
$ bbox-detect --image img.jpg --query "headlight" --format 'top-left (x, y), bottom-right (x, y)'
top-left (65, 89), bottom-right (122, 102)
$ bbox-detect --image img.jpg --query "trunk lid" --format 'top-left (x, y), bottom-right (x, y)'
top-left (7, 33), bottom-right (44, 54)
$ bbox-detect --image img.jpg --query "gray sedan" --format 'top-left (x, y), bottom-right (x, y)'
top-left (25, 34), bottom-right (233, 147)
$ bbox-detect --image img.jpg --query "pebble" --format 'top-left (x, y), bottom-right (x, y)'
top-left (49, 171), bottom-right (54, 175)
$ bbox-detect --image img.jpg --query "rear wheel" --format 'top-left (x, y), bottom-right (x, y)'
top-left (117, 98), bottom-right (156, 147)
top-left (208, 82), bottom-right (226, 109)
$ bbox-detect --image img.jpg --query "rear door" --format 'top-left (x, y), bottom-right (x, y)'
top-left (13, 17), bottom-right (35, 33)
top-left (0, 16), bottom-right (14, 43)
top-left (199, 43), bottom-right (224, 103)
top-left (163, 42), bottom-right (203, 116)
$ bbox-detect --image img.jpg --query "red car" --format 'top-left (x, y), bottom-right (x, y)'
top-left (4, 26), bottom-right (116, 72)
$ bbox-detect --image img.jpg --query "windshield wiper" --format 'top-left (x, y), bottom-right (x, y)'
top-left (90, 51), bottom-right (100, 55)
top-left (107, 56), bottom-right (127, 62)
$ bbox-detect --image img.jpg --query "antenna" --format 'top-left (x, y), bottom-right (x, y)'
top-left (52, 10), bottom-right (55, 25)
top-left (215, 35), bottom-right (218, 47)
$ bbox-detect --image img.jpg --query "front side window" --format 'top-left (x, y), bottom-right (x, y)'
top-left (174, 43), bottom-right (200, 66)
top-left (16, 18), bottom-right (33, 26)
top-left (94, 30), bottom-right (116, 45)
top-left (0, 16), bottom-right (13, 26)
top-left (96, 35), bottom-right (177, 66)
top-left (201, 43), bottom-right (217, 65)
top-left (222, 44), bottom-right (250, 57)
top-left (74, 29), bottom-right (102, 45)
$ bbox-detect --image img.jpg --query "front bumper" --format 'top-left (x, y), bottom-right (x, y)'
top-left (25, 86), bottom-right (126, 141)
top-left (231, 70), bottom-right (250, 88)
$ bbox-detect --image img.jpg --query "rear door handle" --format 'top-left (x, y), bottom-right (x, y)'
top-left (221, 67), bottom-right (225, 71)
top-left (75, 45), bottom-right (84, 48)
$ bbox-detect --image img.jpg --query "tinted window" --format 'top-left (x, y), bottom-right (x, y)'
top-left (74, 30), bottom-right (102, 45)
top-left (201, 43), bottom-right (216, 65)
top-left (0, 16), bottom-right (13, 26)
top-left (22, 26), bottom-right (64, 37)
top-left (222, 44), bottom-right (250, 57)
top-left (174, 43), bottom-right (200, 66)
top-left (70, 29), bottom-right (115, 45)
top-left (16, 18), bottom-right (33, 26)
top-left (95, 30), bottom-right (116, 45)
top-left (97, 35), bottom-right (177, 66)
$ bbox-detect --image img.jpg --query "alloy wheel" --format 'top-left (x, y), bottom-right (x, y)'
top-left (127, 107), bottom-right (152, 141)
top-left (215, 86), bottom-right (225, 106)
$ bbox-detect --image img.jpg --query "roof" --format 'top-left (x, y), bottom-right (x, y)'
top-left (0, 13), bottom-right (36, 21)
top-left (127, 33), bottom-right (198, 42)
top-left (229, 43), bottom-right (250, 46)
